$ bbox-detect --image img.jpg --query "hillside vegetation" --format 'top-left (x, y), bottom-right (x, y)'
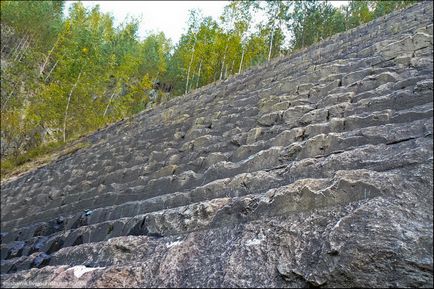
top-left (0, 0), bottom-right (417, 179)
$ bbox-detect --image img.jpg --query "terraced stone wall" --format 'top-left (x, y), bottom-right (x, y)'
top-left (1, 2), bottom-right (433, 287)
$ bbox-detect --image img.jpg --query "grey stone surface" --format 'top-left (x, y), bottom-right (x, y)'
top-left (1, 2), bottom-right (433, 287)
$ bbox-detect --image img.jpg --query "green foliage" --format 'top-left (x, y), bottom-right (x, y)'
top-left (372, 0), bottom-right (419, 18)
top-left (0, 139), bottom-right (90, 180)
top-left (0, 141), bottom-right (63, 177)
top-left (290, 1), bottom-right (347, 50)
top-left (1, 1), bottom-right (170, 159)
top-left (0, 0), bottom-right (419, 174)
top-left (1, 0), bottom-right (64, 49)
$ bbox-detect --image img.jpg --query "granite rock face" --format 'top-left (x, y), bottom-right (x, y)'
top-left (1, 2), bottom-right (433, 287)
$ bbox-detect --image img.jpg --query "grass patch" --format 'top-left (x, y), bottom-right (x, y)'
top-left (1, 140), bottom-right (91, 182)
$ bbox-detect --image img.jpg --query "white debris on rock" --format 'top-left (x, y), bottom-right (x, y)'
top-left (166, 240), bottom-right (183, 248)
top-left (69, 265), bottom-right (105, 279)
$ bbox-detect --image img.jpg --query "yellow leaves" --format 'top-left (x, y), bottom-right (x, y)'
top-left (359, 5), bottom-right (373, 24)
top-left (1, 110), bottom-right (21, 131)
top-left (109, 54), bottom-right (117, 65)
top-left (141, 74), bottom-right (152, 90)
top-left (65, 20), bottom-right (72, 32)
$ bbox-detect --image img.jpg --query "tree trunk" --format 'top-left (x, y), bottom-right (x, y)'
top-left (63, 69), bottom-right (83, 143)
top-left (219, 43), bottom-right (229, 80)
top-left (185, 36), bottom-right (197, 95)
top-left (268, 24), bottom-right (275, 62)
top-left (44, 60), bottom-right (59, 82)
top-left (40, 35), bottom-right (61, 76)
top-left (14, 34), bottom-right (30, 62)
top-left (18, 36), bottom-right (32, 62)
top-left (238, 46), bottom-right (245, 74)
top-left (196, 59), bottom-right (203, 88)
top-left (224, 62), bottom-right (228, 79)
top-left (19, 81), bottom-right (30, 131)
top-left (103, 92), bottom-right (116, 117)
top-left (1, 89), bottom-right (15, 111)
top-left (219, 62), bottom-right (224, 81)
top-left (189, 78), bottom-right (194, 93)
top-left (11, 33), bottom-right (27, 58)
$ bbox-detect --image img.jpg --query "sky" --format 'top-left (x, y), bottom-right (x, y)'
top-left (64, 1), bottom-right (348, 44)
top-left (64, 1), bottom-right (230, 43)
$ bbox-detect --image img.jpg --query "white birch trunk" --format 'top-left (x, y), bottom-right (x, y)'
top-left (40, 36), bottom-right (61, 76)
top-left (19, 82), bottom-right (29, 131)
top-left (14, 34), bottom-right (30, 61)
top-left (44, 60), bottom-right (59, 82)
top-left (103, 92), bottom-right (116, 117)
top-left (185, 36), bottom-right (197, 95)
top-left (219, 62), bottom-right (224, 81)
top-left (63, 69), bottom-right (83, 142)
top-left (268, 24), bottom-right (275, 62)
top-left (17, 38), bottom-right (30, 62)
top-left (238, 46), bottom-right (245, 74)
top-left (196, 59), bottom-right (203, 88)
top-left (1, 89), bottom-right (15, 111)
top-left (224, 62), bottom-right (228, 79)
top-left (220, 43), bottom-right (229, 80)
top-left (11, 34), bottom-right (27, 58)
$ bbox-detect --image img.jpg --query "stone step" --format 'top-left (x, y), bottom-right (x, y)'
top-left (253, 16), bottom-right (432, 91)
top-left (1, 22), bottom-right (430, 198)
top-left (3, 132), bottom-right (431, 250)
top-left (2, 161), bottom-right (431, 274)
top-left (11, 100), bottom-right (430, 216)
top-left (2, 93), bottom-right (432, 223)
top-left (1, 168), bottom-right (284, 247)
top-left (1, 2), bottom-right (433, 283)
top-left (2, 134), bottom-right (431, 275)
top-left (3, 88), bottom-right (431, 212)
top-left (2, 116), bottom-right (431, 240)
top-left (257, 76), bottom-right (432, 131)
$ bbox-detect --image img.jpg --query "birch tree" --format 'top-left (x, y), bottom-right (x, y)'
top-left (184, 9), bottom-right (203, 95)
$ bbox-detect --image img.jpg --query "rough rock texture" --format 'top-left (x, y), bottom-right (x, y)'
top-left (1, 2), bottom-right (433, 288)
